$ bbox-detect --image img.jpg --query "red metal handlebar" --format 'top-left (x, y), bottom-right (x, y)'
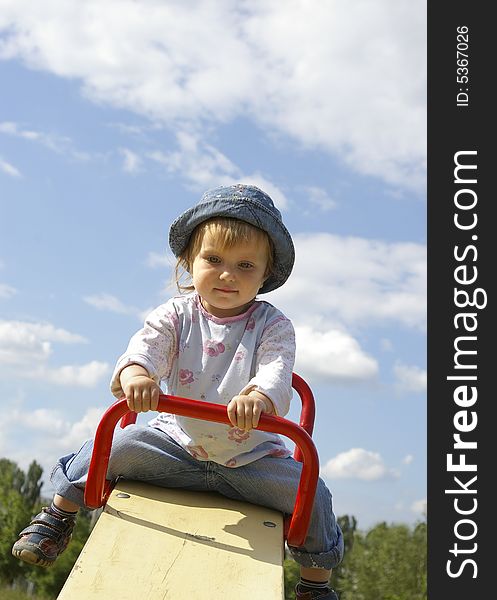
top-left (84, 379), bottom-right (319, 547)
top-left (119, 373), bottom-right (316, 457)
top-left (291, 372), bottom-right (315, 462)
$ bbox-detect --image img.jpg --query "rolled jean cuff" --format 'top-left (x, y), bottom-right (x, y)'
top-left (50, 448), bottom-right (91, 509)
top-left (288, 527), bottom-right (344, 570)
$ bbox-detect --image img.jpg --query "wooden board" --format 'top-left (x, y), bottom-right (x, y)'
top-left (58, 480), bottom-right (284, 599)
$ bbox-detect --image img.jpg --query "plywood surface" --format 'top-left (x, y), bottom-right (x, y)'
top-left (57, 480), bottom-right (284, 599)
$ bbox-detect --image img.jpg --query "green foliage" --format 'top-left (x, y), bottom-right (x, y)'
top-left (0, 585), bottom-right (45, 599)
top-left (331, 514), bottom-right (357, 593)
top-left (22, 462), bottom-right (43, 509)
top-left (283, 516), bottom-right (426, 600)
top-left (283, 555), bottom-right (300, 599)
top-left (0, 459), bottom-right (43, 585)
top-left (336, 520), bottom-right (427, 600)
top-left (0, 458), bottom-right (93, 599)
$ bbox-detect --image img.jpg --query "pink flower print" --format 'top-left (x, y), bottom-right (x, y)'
top-left (203, 339), bottom-right (225, 357)
top-left (268, 448), bottom-right (289, 458)
top-left (227, 427), bottom-right (250, 444)
top-left (179, 369), bottom-right (194, 386)
top-left (234, 351), bottom-right (245, 362)
top-left (225, 458), bottom-right (237, 467)
top-left (246, 316), bottom-right (255, 331)
top-left (187, 445), bottom-right (209, 460)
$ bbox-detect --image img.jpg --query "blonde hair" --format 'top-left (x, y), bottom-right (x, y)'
top-left (174, 217), bottom-right (274, 293)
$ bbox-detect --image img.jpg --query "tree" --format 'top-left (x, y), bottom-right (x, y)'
top-left (284, 553), bottom-right (300, 600)
top-left (0, 457), bottom-right (93, 598)
top-left (338, 520), bottom-right (427, 600)
top-left (22, 462), bottom-right (43, 509)
top-left (332, 514), bottom-right (357, 596)
top-left (284, 515), bottom-right (427, 600)
top-left (0, 458), bottom-right (42, 584)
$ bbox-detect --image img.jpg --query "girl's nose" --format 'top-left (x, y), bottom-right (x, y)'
top-left (219, 268), bottom-right (235, 281)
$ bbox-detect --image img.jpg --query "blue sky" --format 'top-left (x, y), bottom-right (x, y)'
top-left (0, 1), bottom-right (426, 530)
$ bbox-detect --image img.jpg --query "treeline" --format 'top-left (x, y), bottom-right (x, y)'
top-left (285, 515), bottom-right (426, 599)
top-left (0, 458), bottom-right (92, 599)
top-left (1, 459), bottom-right (426, 599)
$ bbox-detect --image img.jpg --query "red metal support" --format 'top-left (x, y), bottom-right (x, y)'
top-left (84, 376), bottom-right (318, 548)
top-left (291, 372), bottom-right (316, 462)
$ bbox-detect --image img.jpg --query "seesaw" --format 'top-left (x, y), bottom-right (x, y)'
top-left (57, 373), bottom-right (319, 599)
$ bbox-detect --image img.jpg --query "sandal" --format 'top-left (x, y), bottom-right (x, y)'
top-left (295, 584), bottom-right (340, 599)
top-left (11, 507), bottom-right (76, 567)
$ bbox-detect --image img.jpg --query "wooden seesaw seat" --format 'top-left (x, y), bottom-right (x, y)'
top-left (57, 374), bottom-right (318, 600)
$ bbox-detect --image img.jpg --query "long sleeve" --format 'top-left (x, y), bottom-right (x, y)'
top-left (110, 303), bottom-right (178, 398)
top-left (240, 316), bottom-right (295, 417)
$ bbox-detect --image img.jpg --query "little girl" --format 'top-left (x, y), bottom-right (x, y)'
top-left (12, 184), bottom-right (343, 599)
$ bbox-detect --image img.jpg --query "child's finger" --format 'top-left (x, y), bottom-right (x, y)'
top-left (150, 387), bottom-right (160, 411)
top-left (140, 389), bottom-right (151, 412)
top-left (227, 400), bottom-right (238, 427)
top-left (127, 390), bottom-right (139, 412)
top-left (235, 403), bottom-right (246, 430)
top-left (240, 403), bottom-right (253, 431)
top-left (251, 403), bottom-right (263, 429)
top-left (142, 386), bottom-right (159, 412)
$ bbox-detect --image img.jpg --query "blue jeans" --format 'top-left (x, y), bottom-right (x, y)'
top-left (51, 424), bottom-right (344, 570)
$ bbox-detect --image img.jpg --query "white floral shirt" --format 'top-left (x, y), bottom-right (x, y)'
top-left (110, 293), bottom-right (295, 467)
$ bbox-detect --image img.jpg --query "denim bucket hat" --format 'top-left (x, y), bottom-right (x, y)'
top-left (169, 184), bottom-right (295, 293)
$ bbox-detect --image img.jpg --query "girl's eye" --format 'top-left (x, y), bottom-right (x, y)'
top-left (206, 256), bottom-right (221, 264)
top-left (239, 262), bottom-right (254, 269)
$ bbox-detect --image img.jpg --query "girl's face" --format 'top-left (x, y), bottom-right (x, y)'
top-left (191, 229), bottom-right (269, 317)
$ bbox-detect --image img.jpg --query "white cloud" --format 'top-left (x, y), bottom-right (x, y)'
top-left (0, 120), bottom-right (89, 159)
top-left (321, 447), bottom-right (399, 481)
top-left (394, 362), bottom-right (427, 393)
top-left (1, 121), bottom-right (28, 135)
top-left (0, 0), bottom-right (426, 191)
top-left (33, 361), bottom-right (110, 388)
top-left (295, 325), bottom-right (377, 382)
top-left (149, 131), bottom-right (289, 209)
top-left (24, 408), bottom-right (67, 434)
top-left (119, 147), bottom-right (142, 173)
top-left (0, 282), bottom-right (17, 298)
top-left (146, 251), bottom-right (172, 269)
top-left (58, 406), bottom-right (107, 448)
top-left (84, 292), bottom-right (141, 317)
top-left (0, 320), bottom-right (86, 365)
top-left (0, 319), bottom-right (109, 387)
top-left (1, 403), bottom-right (107, 488)
top-left (0, 156), bottom-right (21, 177)
top-left (1, 120), bottom-right (43, 140)
top-left (264, 232), bottom-right (426, 384)
top-left (403, 454), bottom-right (414, 465)
top-left (304, 186), bottom-right (338, 212)
top-left (149, 131), bottom-right (239, 188)
top-left (411, 498), bottom-right (427, 516)
top-left (269, 233), bottom-right (426, 331)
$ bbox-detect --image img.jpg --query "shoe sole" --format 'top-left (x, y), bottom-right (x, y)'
top-left (12, 546), bottom-right (54, 568)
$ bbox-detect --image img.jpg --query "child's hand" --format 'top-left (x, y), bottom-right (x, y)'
top-left (227, 392), bottom-right (274, 431)
top-left (123, 375), bottom-right (161, 413)
top-left (120, 364), bottom-right (161, 413)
